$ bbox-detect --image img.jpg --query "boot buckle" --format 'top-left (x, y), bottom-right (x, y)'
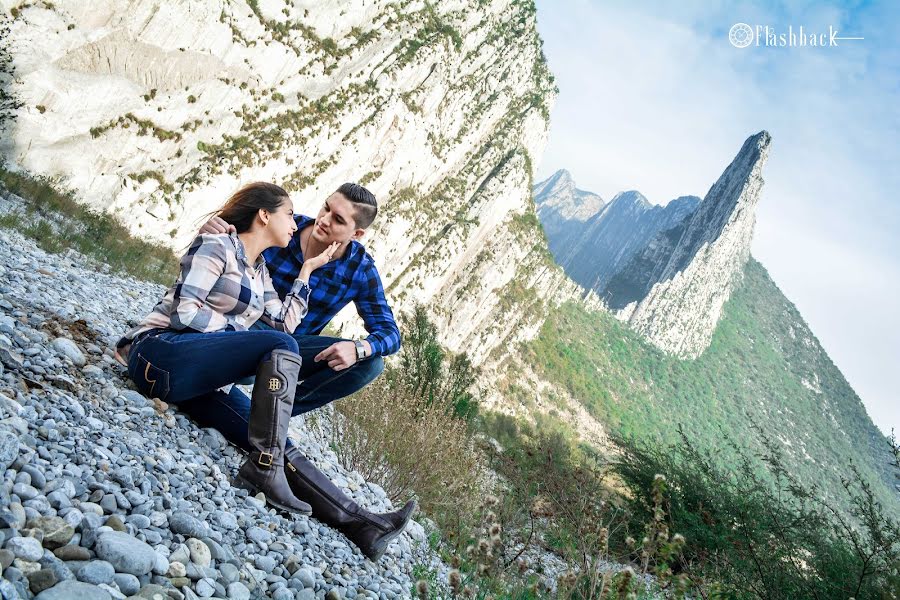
top-left (258, 452), bottom-right (274, 467)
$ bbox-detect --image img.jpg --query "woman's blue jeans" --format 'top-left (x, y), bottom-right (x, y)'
top-left (127, 328), bottom-right (300, 404)
top-left (127, 327), bottom-right (385, 453)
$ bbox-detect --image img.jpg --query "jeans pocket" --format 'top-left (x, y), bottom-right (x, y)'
top-left (134, 353), bottom-right (171, 401)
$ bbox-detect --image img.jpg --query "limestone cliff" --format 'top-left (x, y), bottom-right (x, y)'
top-left (0, 0), bottom-right (584, 365)
top-left (614, 131), bottom-right (771, 357)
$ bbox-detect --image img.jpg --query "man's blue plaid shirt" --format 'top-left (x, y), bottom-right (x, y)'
top-left (262, 215), bottom-right (401, 357)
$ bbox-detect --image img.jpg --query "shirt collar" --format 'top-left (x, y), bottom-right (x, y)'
top-left (230, 232), bottom-right (267, 272)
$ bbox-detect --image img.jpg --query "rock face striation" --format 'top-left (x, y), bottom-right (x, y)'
top-left (0, 0), bottom-right (585, 366)
top-left (535, 131), bottom-right (771, 358)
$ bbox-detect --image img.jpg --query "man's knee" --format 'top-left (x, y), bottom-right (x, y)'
top-left (357, 355), bottom-right (384, 385)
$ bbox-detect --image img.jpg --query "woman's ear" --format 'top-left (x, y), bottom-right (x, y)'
top-left (258, 208), bottom-right (269, 226)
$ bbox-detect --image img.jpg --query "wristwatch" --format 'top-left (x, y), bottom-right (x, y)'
top-left (353, 340), bottom-right (368, 361)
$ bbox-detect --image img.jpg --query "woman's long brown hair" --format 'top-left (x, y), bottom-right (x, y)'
top-left (215, 182), bottom-right (290, 233)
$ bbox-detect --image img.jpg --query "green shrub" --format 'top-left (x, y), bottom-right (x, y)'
top-left (614, 425), bottom-right (900, 599)
top-left (442, 415), bottom-right (691, 599)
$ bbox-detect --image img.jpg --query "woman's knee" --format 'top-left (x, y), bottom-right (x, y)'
top-left (264, 330), bottom-right (300, 354)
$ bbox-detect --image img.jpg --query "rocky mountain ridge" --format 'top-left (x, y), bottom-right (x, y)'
top-left (534, 180), bottom-right (700, 301)
top-left (619, 132), bottom-right (771, 357)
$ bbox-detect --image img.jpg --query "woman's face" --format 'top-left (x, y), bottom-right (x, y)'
top-left (265, 196), bottom-right (298, 248)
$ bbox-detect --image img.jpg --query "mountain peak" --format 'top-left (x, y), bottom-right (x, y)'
top-left (607, 190), bottom-right (651, 210)
top-left (533, 169), bottom-right (605, 224)
top-left (550, 168), bottom-right (573, 186)
top-left (533, 170), bottom-right (567, 199)
top-left (621, 130), bottom-right (772, 356)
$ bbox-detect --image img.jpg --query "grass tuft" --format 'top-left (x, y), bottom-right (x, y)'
top-left (0, 165), bottom-right (178, 285)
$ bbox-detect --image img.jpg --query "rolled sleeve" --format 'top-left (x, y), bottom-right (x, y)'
top-left (354, 268), bottom-right (401, 357)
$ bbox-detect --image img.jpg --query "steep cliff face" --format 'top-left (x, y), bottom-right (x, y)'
top-left (0, 0), bottom-right (580, 364)
top-left (615, 131), bottom-right (771, 357)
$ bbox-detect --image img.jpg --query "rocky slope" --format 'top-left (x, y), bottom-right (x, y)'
top-left (0, 223), bottom-right (446, 600)
top-left (536, 132), bottom-right (770, 359)
top-left (0, 0), bottom-right (586, 367)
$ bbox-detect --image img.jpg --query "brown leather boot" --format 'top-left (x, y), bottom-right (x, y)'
top-left (283, 445), bottom-right (416, 560)
top-left (233, 350), bottom-right (312, 516)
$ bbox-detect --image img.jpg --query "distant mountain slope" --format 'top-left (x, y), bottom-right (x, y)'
top-left (532, 169), bottom-right (605, 257)
top-left (533, 176), bottom-right (700, 296)
top-left (523, 257), bottom-right (898, 516)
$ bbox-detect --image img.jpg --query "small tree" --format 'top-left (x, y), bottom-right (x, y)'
top-left (395, 304), bottom-right (479, 421)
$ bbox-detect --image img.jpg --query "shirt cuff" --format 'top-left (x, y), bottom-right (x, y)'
top-left (364, 336), bottom-right (381, 357)
top-left (289, 278), bottom-right (312, 298)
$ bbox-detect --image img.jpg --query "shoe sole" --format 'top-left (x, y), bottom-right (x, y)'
top-left (233, 475), bottom-right (313, 517)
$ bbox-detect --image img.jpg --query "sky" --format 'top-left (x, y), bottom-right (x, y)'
top-left (532, 0), bottom-right (899, 436)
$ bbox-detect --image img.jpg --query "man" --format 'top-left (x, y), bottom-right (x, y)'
top-left (182, 182), bottom-right (413, 562)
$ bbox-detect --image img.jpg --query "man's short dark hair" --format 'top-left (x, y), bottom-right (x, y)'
top-left (336, 182), bottom-right (377, 229)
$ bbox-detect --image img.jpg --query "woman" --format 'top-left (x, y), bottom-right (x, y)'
top-left (116, 182), bottom-right (338, 515)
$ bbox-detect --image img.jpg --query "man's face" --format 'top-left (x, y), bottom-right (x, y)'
top-left (311, 192), bottom-right (365, 245)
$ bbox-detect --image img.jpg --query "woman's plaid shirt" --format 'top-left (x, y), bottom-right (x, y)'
top-left (262, 215), bottom-right (401, 357)
top-left (120, 233), bottom-right (311, 344)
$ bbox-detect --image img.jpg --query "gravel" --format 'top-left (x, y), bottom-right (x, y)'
top-left (0, 225), bottom-right (444, 599)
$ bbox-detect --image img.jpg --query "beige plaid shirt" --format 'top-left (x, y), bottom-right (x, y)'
top-left (120, 233), bottom-right (310, 345)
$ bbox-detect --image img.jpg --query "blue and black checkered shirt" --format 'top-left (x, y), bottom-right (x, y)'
top-left (262, 215), bottom-right (401, 357)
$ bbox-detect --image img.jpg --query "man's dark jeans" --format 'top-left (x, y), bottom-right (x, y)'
top-left (172, 331), bottom-right (384, 452)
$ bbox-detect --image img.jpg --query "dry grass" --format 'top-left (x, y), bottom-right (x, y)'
top-left (309, 304), bottom-right (486, 524)
top-left (323, 371), bottom-right (486, 519)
